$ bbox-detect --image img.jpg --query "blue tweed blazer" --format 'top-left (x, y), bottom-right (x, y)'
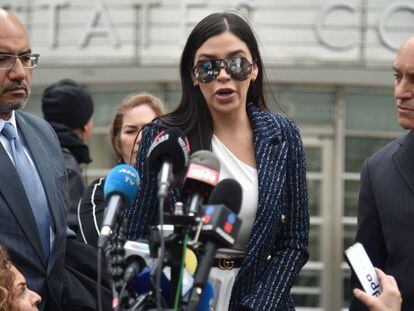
top-left (125, 103), bottom-right (309, 310)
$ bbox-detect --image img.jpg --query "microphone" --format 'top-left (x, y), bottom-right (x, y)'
top-left (181, 150), bottom-right (220, 215)
top-left (124, 240), bottom-right (198, 287)
top-left (98, 164), bottom-right (140, 248)
top-left (124, 240), bottom-right (154, 268)
top-left (192, 179), bottom-right (243, 290)
top-left (147, 128), bottom-right (190, 200)
top-left (197, 281), bottom-right (215, 311)
top-left (127, 262), bottom-right (195, 308)
top-left (187, 280), bottom-right (215, 311)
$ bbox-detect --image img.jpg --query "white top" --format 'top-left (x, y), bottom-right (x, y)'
top-left (211, 134), bottom-right (258, 251)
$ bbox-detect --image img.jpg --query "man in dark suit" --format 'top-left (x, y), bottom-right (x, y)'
top-left (350, 36), bottom-right (414, 310)
top-left (0, 9), bottom-right (68, 310)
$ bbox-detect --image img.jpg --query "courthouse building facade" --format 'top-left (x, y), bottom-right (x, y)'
top-left (4, 0), bottom-right (413, 309)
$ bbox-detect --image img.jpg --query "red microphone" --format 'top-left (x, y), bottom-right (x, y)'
top-left (181, 150), bottom-right (220, 215)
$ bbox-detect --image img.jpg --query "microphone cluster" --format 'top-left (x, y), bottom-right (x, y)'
top-left (98, 128), bottom-right (243, 311)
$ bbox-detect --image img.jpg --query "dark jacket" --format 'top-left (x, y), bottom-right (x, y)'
top-left (0, 111), bottom-right (68, 310)
top-left (62, 235), bottom-right (112, 311)
top-left (350, 131), bottom-right (414, 311)
top-left (50, 122), bottom-right (91, 230)
top-left (63, 150), bottom-right (85, 227)
top-left (124, 103), bottom-right (310, 310)
top-left (77, 178), bottom-right (106, 247)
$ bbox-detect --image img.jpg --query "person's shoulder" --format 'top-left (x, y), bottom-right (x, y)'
top-left (63, 151), bottom-right (82, 174)
top-left (85, 177), bottom-right (105, 193)
top-left (17, 110), bottom-right (56, 135)
top-left (81, 177), bottom-right (105, 204)
top-left (256, 108), bottom-right (301, 142)
top-left (143, 119), bottom-right (161, 132)
top-left (249, 104), bottom-right (298, 131)
top-left (140, 119), bottom-right (162, 144)
top-left (268, 110), bottom-right (297, 129)
top-left (367, 133), bottom-right (406, 165)
top-left (17, 110), bottom-right (47, 126)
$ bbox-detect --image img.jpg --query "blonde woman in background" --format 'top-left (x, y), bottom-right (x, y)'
top-left (76, 92), bottom-right (165, 246)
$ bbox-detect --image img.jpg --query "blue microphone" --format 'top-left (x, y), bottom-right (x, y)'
top-left (197, 281), bottom-right (215, 311)
top-left (98, 164), bottom-right (140, 248)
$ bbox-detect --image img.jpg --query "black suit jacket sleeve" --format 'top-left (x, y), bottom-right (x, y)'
top-left (349, 159), bottom-right (387, 311)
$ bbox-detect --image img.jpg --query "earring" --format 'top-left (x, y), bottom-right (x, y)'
top-left (252, 76), bottom-right (256, 82)
top-left (193, 82), bottom-right (199, 87)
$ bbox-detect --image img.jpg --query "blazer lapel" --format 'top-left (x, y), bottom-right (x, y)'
top-left (0, 144), bottom-right (46, 265)
top-left (16, 113), bottom-right (61, 268)
top-left (243, 104), bottom-right (288, 265)
top-left (393, 130), bottom-right (414, 194)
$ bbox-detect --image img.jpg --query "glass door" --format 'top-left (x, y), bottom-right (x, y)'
top-left (293, 135), bottom-right (337, 310)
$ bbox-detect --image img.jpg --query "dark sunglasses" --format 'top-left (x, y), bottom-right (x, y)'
top-left (192, 57), bottom-right (253, 83)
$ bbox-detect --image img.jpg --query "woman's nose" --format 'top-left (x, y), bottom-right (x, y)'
top-left (28, 289), bottom-right (42, 307)
top-left (216, 62), bottom-right (231, 81)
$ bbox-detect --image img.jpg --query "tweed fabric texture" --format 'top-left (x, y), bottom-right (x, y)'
top-left (124, 103), bottom-right (309, 310)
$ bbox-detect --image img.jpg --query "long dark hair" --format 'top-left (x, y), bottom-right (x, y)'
top-left (160, 12), bottom-right (267, 152)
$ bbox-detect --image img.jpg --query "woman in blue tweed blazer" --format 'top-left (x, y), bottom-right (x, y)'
top-left (125, 12), bottom-right (309, 310)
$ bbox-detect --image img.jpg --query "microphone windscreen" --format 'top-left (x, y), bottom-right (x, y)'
top-left (103, 164), bottom-right (140, 204)
top-left (189, 150), bottom-right (220, 172)
top-left (185, 248), bottom-right (198, 275)
top-left (147, 128), bottom-right (190, 174)
top-left (182, 150), bottom-right (221, 200)
top-left (208, 179), bottom-right (242, 215)
top-left (198, 281), bottom-right (215, 311)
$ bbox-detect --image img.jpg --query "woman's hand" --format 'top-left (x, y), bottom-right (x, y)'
top-left (353, 268), bottom-right (402, 311)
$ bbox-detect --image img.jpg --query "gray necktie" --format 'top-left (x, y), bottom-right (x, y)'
top-left (2, 122), bottom-right (51, 259)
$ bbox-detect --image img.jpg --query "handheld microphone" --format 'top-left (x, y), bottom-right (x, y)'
top-left (193, 179), bottom-right (243, 289)
top-left (98, 164), bottom-right (140, 248)
top-left (181, 150), bottom-right (220, 215)
top-left (147, 128), bottom-right (190, 200)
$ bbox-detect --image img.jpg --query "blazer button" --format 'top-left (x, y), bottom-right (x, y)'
top-left (267, 255), bottom-right (272, 262)
top-left (281, 214), bottom-right (286, 223)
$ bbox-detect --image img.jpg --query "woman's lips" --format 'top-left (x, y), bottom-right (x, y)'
top-left (215, 89), bottom-right (236, 101)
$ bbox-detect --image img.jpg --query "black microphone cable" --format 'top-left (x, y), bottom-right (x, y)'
top-left (154, 195), bottom-right (166, 311)
top-left (97, 246), bottom-right (103, 311)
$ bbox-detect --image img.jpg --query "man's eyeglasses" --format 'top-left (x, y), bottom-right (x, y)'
top-left (0, 53), bottom-right (40, 70)
top-left (193, 57), bottom-right (253, 83)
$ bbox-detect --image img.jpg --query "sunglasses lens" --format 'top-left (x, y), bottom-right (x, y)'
top-left (225, 57), bottom-right (253, 81)
top-left (193, 57), bottom-right (253, 83)
top-left (193, 60), bottom-right (220, 83)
